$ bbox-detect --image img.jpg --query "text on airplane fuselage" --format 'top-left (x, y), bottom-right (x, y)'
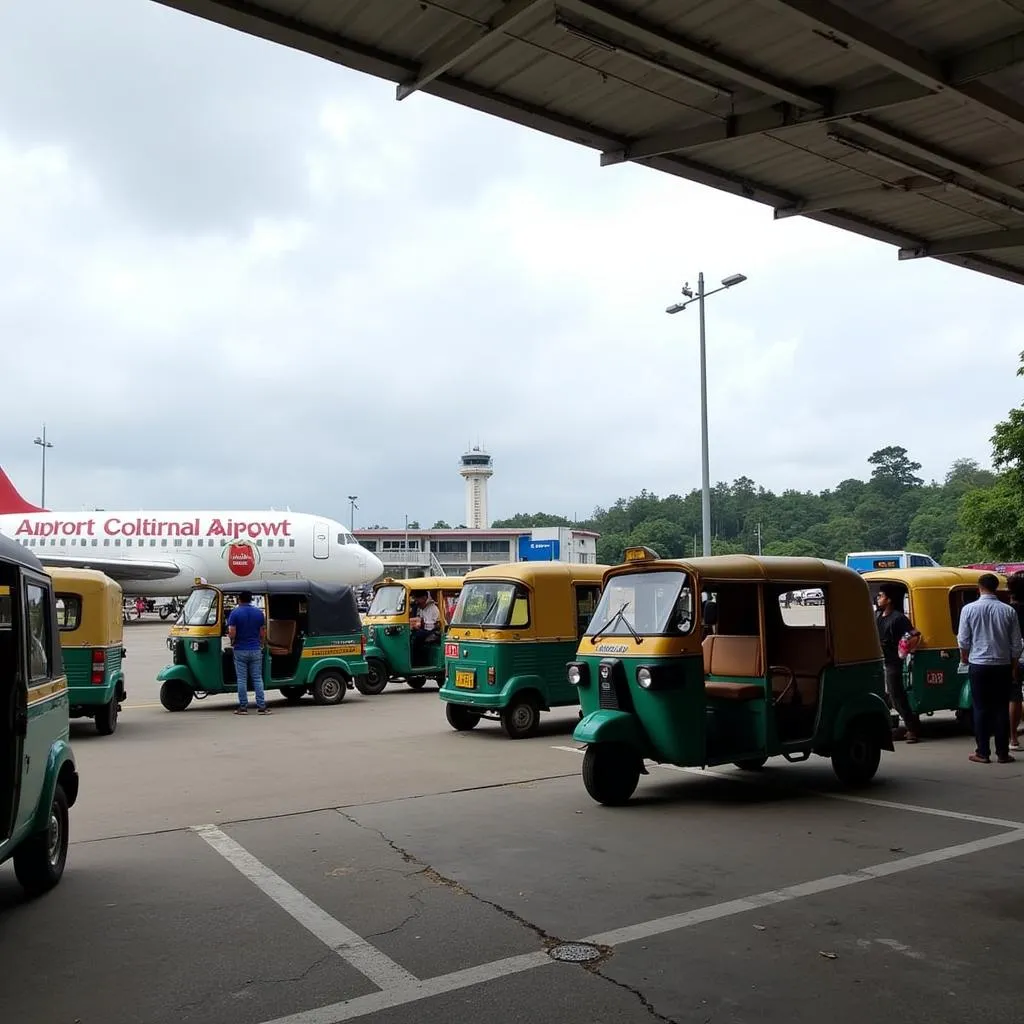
top-left (13, 517), bottom-right (295, 540)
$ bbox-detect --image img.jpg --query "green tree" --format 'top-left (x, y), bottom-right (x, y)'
top-left (868, 445), bottom-right (924, 496)
top-left (431, 520), bottom-right (451, 529)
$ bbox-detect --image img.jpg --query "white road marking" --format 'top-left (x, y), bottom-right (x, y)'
top-left (550, 745), bottom-right (1024, 828)
top-left (254, 826), bottom-right (1024, 1024)
top-left (582, 828), bottom-right (1024, 946)
top-left (192, 824), bottom-right (418, 991)
top-left (255, 952), bottom-right (552, 1024)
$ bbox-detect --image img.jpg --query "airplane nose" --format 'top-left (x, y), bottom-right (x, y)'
top-left (361, 550), bottom-right (384, 583)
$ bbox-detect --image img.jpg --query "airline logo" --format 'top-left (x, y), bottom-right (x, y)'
top-left (224, 540), bottom-right (260, 577)
top-left (12, 517), bottom-right (294, 540)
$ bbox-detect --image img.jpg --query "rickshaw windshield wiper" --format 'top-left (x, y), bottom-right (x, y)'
top-left (592, 601), bottom-right (642, 643)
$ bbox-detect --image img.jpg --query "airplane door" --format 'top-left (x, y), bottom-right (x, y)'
top-left (313, 522), bottom-right (330, 560)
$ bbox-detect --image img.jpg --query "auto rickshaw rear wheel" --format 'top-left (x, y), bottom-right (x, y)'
top-left (159, 680), bottom-right (193, 712)
top-left (582, 744), bottom-right (641, 806)
top-left (355, 659), bottom-right (389, 695)
top-left (406, 676), bottom-right (427, 690)
top-left (831, 721), bottom-right (882, 786)
top-left (734, 757), bottom-right (767, 771)
top-left (13, 783), bottom-right (69, 897)
top-left (955, 707), bottom-right (974, 733)
top-left (500, 695), bottom-right (540, 739)
top-left (445, 703), bottom-right (481, 731)
top-left (95, 697), bottom-right (119, 735)
top-left (280, 686), bottom-right (306, 704)
top-left (312, 670), bottom-right (347, 706)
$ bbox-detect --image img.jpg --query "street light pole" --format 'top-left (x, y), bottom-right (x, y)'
top-left (33, 424), bottom-right (54, 508)
top-left (348, 495), bottom-right (358, 532)
top-left (666, 272), bottom-right (747, 557)
top-left (404, 514), bottom-right (409, 580)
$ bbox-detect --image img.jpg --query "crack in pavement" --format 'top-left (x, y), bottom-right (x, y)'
top-left (335, 809), bottom-right (562, 949)
top-left (364, 892), bottom-right (428, 939)
top-left (591, 967), bottom-right (682, 1024)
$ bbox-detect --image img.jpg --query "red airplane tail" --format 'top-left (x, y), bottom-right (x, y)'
top-left (0, 467), bottom-right (45, 513)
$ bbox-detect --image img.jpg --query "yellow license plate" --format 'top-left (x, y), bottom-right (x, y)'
top-left (455, 669), bottom-right (475, 689)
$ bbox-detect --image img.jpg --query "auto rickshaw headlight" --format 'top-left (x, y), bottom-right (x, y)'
top-left (637, 667), bottom-right (653, 689)
top-left (568, 665), bottom-right (581, 686)
top-left (567, 663), bottom-right (588, 687)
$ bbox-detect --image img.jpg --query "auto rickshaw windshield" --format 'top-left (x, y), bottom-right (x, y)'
top-left (369, 585), bottom-right (406, 616)
top-left (586, 570), bottom-right (695, 636)
top-left (452, 581), bottom-right (525, 627)
top-left (182, 587), bottom-right (219, 626)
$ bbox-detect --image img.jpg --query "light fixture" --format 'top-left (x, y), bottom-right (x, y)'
top-left (721, 273), bottom-right (747, 287)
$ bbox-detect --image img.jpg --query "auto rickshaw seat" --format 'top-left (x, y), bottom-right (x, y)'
top-left (268, 619), bottom-right (297, 655)
top-left (703, 635), bottom-right (765, 701)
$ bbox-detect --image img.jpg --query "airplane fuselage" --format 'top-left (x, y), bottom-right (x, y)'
top-left (0, 509), bottom-right (384, 596)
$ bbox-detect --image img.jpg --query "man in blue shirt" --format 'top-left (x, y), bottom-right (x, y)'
top-left (957, 573), bottom-right (1022, 763)
top-left (227, 591), bottom-right (269, 715)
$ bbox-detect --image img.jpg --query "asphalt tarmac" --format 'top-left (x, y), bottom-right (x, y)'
top-left (0, 621), bottom-right (1019, 1024)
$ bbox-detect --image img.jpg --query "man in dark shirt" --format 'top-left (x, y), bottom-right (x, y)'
top-left (876, 583), bottom-right (921, 742)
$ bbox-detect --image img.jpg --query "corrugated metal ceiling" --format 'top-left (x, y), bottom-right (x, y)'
top-left (155, 0), bottom-right (1024, 286)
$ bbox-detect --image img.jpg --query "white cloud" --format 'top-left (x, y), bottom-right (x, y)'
top-left (0, 0), bottom-right (1022, 531)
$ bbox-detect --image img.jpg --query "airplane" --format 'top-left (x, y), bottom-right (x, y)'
top-left (0, 467), bottom-right (384, 597)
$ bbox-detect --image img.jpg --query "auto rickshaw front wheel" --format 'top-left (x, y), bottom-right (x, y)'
top-left (280, 686), bottom-right (306, 704)
top-left (831, 721), bottom-right (882, 786)
top-left (406, 676), bottom-right (427, 690)
top-left (582, 744), bottom-right (641, 806)
top-left (159, 680), bottom-right (193, 712)
top-left (312, 670), bottom-right (347, 706)
top-left (95, 698), bottom-right (119, 735)
top-left (13, 783), bottom-right (69, 898)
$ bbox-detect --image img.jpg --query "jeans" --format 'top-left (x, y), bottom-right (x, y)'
top-left (969, 663), bottom-right (1013, 759)
top-left (234, 648), bottom-right (265, 710)
top-left (884, 662), bottom-right (919, 731)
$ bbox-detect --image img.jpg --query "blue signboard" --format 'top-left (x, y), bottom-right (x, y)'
top-left (518, 537), bottom-right (560, 561)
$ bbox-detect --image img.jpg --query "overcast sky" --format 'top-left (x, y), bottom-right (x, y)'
top-left (2, 0), bottom-right (1023, 530)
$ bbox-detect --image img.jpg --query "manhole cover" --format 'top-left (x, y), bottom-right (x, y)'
top-left (548, 942), bottom-right (601, 963)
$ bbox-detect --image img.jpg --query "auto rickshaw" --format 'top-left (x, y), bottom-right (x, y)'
top-left (157, 580), bottom-right (368, 711)
top-left (569, 549), bottom-right (893, 805)
top-left (46, 567), bottom-right (127, 736)
top-left (0, 533), bottom-right (80, 897)
top-left (360, 576), bottom-right (464, 693)
top-left (440, 562), bottom-right (608, 738)
top-left (862, 567), bottom-right (1008, 730)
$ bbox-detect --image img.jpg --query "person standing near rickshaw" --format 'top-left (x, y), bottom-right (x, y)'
top-left (228, 590), bottom-right (270, 715)
top-left (958, 573), bottom-right (1022, 764)
top-left (875, 583), bottom-right (922, 743)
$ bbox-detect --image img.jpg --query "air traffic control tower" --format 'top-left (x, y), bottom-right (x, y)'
top-left (459, 447), bottom-right (493, 530)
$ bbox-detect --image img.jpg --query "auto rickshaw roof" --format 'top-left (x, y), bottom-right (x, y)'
top-left (613, 554), bottom-right (858, 586)
top-left (862, 567), bottom-right (1009, 589)
top-left (463, 562), bottom-right (610, 587)
top-left (0, 533), bottom-right (46, 573)
top-left (375, 576), bottom-right (464, 592)
top-left (44, 565), bottom-right (123, 597)
top-left (215, 580), bottom-right (362, 635)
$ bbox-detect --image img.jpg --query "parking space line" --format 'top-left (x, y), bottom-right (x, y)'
top-left (582, 827), bottom-right (1024, 947)
top-left (192, 824), bottom-right (418, 991)
top-left (550, 745), bottom-right (1024, 828)
top-left (255, 951), bottom-right (553, 1024)
top-left (254, 823), bottom-right (1024, 1024)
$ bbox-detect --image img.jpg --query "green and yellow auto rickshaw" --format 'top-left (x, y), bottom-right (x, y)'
top-left (47, 567), bottom-right (127, 736)
top-left (863, 567), bottom-right (1008, 730)
top-left (0, 533), bottom-right (80, 897)
top-left (569, 549), bottom-right (893, 805)
top-left (440, 561), bottom-right (608, 738)
top-left (360, 576), bottom-right (464, 693)
top-left (157, 580), bottom-right (368, 710)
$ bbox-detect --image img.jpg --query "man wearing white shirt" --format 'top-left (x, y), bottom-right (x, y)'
top-left (410, 591), bottom-right (440, 662)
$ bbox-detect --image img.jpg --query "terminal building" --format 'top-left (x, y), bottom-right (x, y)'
top-left (354, 526), bottom-right (600, 578)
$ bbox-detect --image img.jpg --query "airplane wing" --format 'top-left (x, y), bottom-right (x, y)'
top-left (35, 553), bottom-right (183, 582)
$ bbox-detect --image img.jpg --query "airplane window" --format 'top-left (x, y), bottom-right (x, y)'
top-left (289, 540), bottom-right (295, 547)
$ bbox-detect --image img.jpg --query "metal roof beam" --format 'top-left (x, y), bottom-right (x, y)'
top-left (396, 0), bottom-right (546, 100)
top-left (557, 0), bottom-right (822, 108)
top-left (898, 227), bottom-right (1024, 260)
top-left (759, 0), bottom-right (1024, 134)
top-left (603, 28), bottom-right (1024, 164)
top-left (773, 177), bottom-right (939, 218)
top-left (838, 118), bottom-right (1024, 208)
